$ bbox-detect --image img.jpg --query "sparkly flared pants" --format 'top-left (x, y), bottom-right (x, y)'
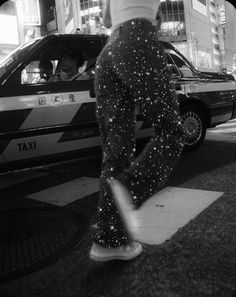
top-left (94, 19), bottom-right (184, 248)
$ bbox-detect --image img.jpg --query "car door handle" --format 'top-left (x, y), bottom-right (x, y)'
top-left (36, 90), bottom-right (50, 94)
top-left (197, 79), bottom-right (209, 85)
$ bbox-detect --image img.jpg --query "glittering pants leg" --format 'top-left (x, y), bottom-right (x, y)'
top-left (94, 19), bottom-right (184, 248)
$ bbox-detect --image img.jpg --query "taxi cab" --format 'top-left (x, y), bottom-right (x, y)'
top-left (0, 34), bottom-right (236, 172)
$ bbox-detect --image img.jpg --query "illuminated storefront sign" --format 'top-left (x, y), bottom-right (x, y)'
top-left (198, 47), bottom-right (212, 69)
top-left (80, 6), bottom-right (101, 16)
top-left (20, 0), bottom-right (41, 26)
top-left (192, 0), bottom-right (207, 16)
top-left (219, 5), bottom-right (226, 26)
top-left (80, 0), bottom-right (105, 34)
top-left (0, 14), bottom-right (19, 44)
top-left (64, 0), bottom-right (75, 33)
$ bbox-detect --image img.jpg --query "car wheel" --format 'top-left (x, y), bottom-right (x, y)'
top-left (181, 105), bottom-right (206, 152)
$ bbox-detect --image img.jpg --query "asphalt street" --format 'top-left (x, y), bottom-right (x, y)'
top-left (0, 120), bottom-right (236, 297)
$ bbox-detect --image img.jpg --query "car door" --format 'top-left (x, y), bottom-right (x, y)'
top-left (166, 47), bottom-right (236, 125)
top-left (0, 36), bottom-right (103, 167)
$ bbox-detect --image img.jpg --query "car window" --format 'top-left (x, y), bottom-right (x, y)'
top-left (165, 53), bottom-right (180, 77)
top-left (22, 60), bottom-right (57, 84)
top-left (21, 55), bottom-right (90, 84)
top-left (71, 56), bottom-right (96, 81)
top-left (166, 49), bottom-right (196, 78)
top-left (20, 38), bottom-right (100, 85)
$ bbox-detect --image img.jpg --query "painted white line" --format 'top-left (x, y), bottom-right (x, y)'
top-left (206, 132), bottom-right (236, 139)
top-left (208, 119), bottom-right (236, 130)
top-left (215, 119), bottom-right (236, 127)
top-left (0, 171), bottom-right (48, 190)
top-left (135, 187), bottom-right (223, 245)
top-left (27, 177), bottom-right (99, 206)
top-left (208, 127), bottom-right (236, 133)
top-left (215, 123), bottom-right (236, 128)
top-left (27, 177), bottom-right (223, 246)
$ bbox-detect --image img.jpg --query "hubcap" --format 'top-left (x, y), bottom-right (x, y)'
top-left (181, 111), bottom-right (202, 146)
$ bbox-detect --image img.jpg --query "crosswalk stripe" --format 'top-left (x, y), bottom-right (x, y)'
top-left (213, 122), bottom-right (236, 128)
top-left (208, 127), bottom-right (236, 133)
top-left (27, 177), bottom-right (223, 245)
top-left (208, 119), bottom-right (236, 135)
top-left (27, 177), bottom-right (99, 206)
top-left (217, 119), bottom-right (236, 126)
top-left (135, 187), bottom-right (223, 245)
top-left (209, 119), bottom-right (236, 127)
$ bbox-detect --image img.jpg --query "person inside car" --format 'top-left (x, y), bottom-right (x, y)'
top-left (34, 60), bottom-right (53, 83)
top-left (75, 57), bottom-right (96, 80)
top-left (52, 51), bottom-right (84, 81)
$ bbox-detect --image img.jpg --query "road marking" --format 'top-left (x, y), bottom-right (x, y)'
top-left (27, 177), bottom-right (223, 245)
top-left (208, 127), bottom-right (236, 133)
top-left (0, 171), bottom-right (48, 190)
top-left (27, 177), bottom-right (99, 206)
top-left (135, 187), bottom-right (223, 245)
top-left (208, 119), bottom-right (236, 134)
top-left (215, 121), bottom-right (236, 127)
top-left (214, 119), bottom-right (236, 126)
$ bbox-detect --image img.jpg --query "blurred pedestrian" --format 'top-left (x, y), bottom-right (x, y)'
top-left (90, 0), bottom-right (184, 262)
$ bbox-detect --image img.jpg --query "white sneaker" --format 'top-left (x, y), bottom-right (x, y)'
top-left (107, 178), bottom-right (139, 240)
top-left (89, 242), bottom-right (143, 262)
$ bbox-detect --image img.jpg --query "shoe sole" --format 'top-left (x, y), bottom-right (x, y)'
top-left (89, 246), bottom-right (143, 262)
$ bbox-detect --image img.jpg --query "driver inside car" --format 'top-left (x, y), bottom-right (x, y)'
top-left (52, 51), bottom-right (84, 81)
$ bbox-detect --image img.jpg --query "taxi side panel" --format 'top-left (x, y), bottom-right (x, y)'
top-left (0, 89), bottom-right (101, 163)
top-left (0, 33), bottom-right (105, 168)
top-left (179, 78), bottom-right (236, 126)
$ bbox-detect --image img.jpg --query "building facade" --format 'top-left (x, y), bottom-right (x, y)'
top-left (158, 0), bottom-right (236, 73)
top-left (223, 1), bottom-right (236, 74)
top-left (51, 0), bottom-right (236, 73)
top-left (51, 0), bottom-right (104, 35)
top-left (1, 0), bottom-right (236, 73)
top-left (0, 1), bottom-right (20, 61)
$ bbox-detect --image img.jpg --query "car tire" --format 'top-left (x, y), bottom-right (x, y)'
top-left (181, 104), bottom-right (207, 152)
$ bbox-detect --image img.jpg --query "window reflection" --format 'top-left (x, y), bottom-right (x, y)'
top-left (167, 49), bottom-right (196, 77)
top-left (159, 0), bottom-right (187, 43)
top-left (80, 0), bottom-right (106, 35)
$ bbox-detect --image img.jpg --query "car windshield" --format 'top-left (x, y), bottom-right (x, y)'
top-left (166, 48), bottom-right (199, 78)
top-left (0, 39), bottom-right (38, 79)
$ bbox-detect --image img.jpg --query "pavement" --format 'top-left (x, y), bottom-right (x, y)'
top-left (0, 129), bottom-right (236, 297)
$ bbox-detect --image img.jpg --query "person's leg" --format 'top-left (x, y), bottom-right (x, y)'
top-left (93, 41), bottom-right (138, 249)
top-left (92, 19), bottom-right (184, 256)
top-left (111, 19), bottom-right (184, 207)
